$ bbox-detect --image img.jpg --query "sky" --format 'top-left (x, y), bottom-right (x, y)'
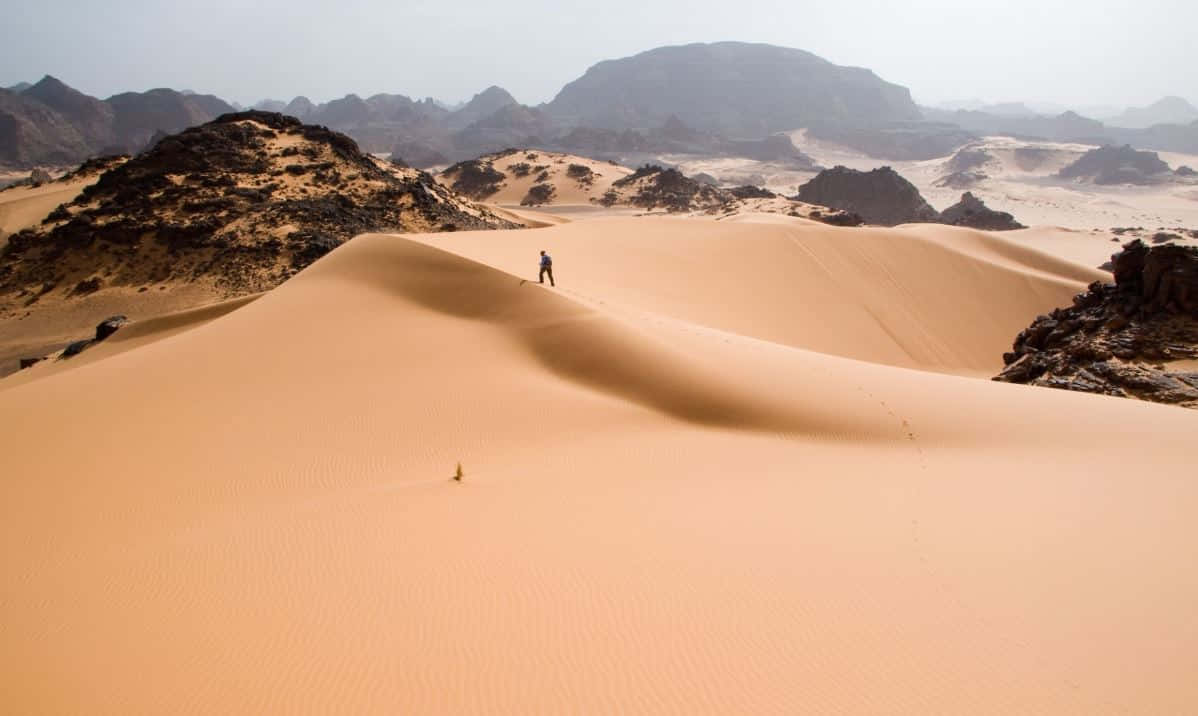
top-left (1, 0), bottom-right (1195, 112)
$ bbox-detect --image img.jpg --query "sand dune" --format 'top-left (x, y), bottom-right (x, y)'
top-left (2, 218), bottom-right (1196, 713)
top-left (416, 216), bottom-right (1101, 375)
top-left (0, 177), bottom-right (93, 245)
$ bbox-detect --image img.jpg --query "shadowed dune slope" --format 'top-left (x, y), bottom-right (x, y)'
top-left (416, 216), bottom-right (1103, 375)
top-left (1, 226), bottom-right (1197, 713)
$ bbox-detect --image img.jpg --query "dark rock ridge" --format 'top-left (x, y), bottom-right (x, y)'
top-left (1058, 144), bottom-right (1174, 185)
top-left (995, 240), bottom-right (1198, 408)
top-left (0, 111), bottom-right (513, 313)
top-left (940, 192), bottom-right (1024, 231)
top-left (794, 166), bottom-right (940, 226)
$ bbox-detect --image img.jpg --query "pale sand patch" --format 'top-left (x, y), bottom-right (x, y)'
top-left (0, 178), bottom-right (93, 245)
top-left (1, 219), bottom-right (1196, 713)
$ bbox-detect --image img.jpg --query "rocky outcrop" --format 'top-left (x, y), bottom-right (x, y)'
top-left (995, 240), bottom-right (1198, 408)
top-left (795, 166), bottom-right (939, 226)
top-left (940, 192), bottom-right (1024, 231)
top-left (1057, 144), bottom-right (1173, 185)
top-left (609, 165), bottom-right (732, 212)
top-left (24, 315), bottom-right (129, 365)
top-left (441, 156), bottom-right (509, 199)
top-left (0, 111), bottom-right (514, 314)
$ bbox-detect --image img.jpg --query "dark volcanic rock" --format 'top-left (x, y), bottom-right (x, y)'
top-left (442, 158), bottom-right (506, 199)
top-left (0, 111), bottom-right (514, 312)
top-left (611, 165), bottom-right (733, 212)
top-left (1058, 144), bottom-right (1173, 185)
top-left (795, 166), bottom-right (939, 226)
top-left (94, 315), bottom-right (128, 341)
top-left (994, 240), bottom-right (1198, 408)
top-left (939, 192), bottom-right (1024, 231)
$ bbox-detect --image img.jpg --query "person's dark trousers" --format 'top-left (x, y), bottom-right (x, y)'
top-left (539, 267), bottom-right (554, 286)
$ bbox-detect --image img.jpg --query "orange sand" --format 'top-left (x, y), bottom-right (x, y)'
top-left (1, 216), bottom-right (1196, 713)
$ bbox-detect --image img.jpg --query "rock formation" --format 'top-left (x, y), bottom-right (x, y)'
top-left (794, 166), bottom-right (940, 226)
top-left (1057, 144), bottom-right (1173, 185)
top-left (544, 42), bottom-right (921, 136)
top-left (608, 165), bottom-right (732, 212)
top-left (939, 192), bottom-right (1024, 230)
top-left (0, 111), bottom-right (513, 316)
top-left (995, 239), bottom-right (1198, 408)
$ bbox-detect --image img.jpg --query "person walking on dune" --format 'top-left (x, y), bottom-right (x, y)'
top-left (538, 250), bottom-right (555, 287)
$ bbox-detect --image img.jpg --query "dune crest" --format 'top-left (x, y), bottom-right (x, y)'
top-left (2, 218), bottom-right (1197, 713)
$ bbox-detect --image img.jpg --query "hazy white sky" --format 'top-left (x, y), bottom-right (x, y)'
top-left (2, 0), bottom-right (1194, 110)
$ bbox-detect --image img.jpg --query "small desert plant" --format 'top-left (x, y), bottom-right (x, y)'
top-left (453, 462), bottom-right (463, 482)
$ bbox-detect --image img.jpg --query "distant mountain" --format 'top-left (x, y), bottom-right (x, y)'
top-left (284, 96), bottom-right (315, 118)
top-left (0, 76), bottom-right (234, 167)
top-left (21, 76), bottom-right (115, 149)
top-left (252, 99), bottom-right (288, 113)
top-left (0, 87), bottom-right (94, 165)
top-left (1106, 97), bottom-right (1198, 129)
top-left (106, 88), bottom-right (235, 151)
top-left (446, 86), bottom-right (518, 131)
top-left (6, 82), bottom-right (32, 93)
top-left (544, 42), bottom-right (921, 136)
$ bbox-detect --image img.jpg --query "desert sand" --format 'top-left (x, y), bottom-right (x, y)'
top-left (0, 176), bottom-right (94, 246)
top-left (2, 215), bottom-right (1197, 713)
top-left (667, 132), bottom-right (1198, 249)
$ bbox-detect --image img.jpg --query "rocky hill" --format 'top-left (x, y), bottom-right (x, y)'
top-left (995, 239), bottom-right (1198, 408)
top-left (544, 42), bottom-right (920, 136)
top-left (0, 111), bottom-right (513, 315)
top-left (0, 76), bottom-right (235, 168)
top-left (795, 166), bottom-right (940, 226)
top-left (939, 192), bottom-right (1024, 230)
top-left (436, 150), bottom-right (860, 224)
top-left (1057, 145), bottom-right (1176, 185)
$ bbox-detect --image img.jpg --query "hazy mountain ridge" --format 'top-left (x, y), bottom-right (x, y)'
top-left (5, 44), bottom-right (1198, 170)
top-left (1, 76), bottom-right (235, 167)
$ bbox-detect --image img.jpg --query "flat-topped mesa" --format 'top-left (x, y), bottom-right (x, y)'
top-left (1057, 144), bottom-right (1173, 185)
top-left (0, 110), bottom-right (513, 313)
top-left (995, 239), bottom-right (1198, 408)
top-left (794, 166), bottom-right (939, 226)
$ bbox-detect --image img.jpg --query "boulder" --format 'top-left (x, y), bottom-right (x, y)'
top-left (95, 315), bottom-right (128, 341)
